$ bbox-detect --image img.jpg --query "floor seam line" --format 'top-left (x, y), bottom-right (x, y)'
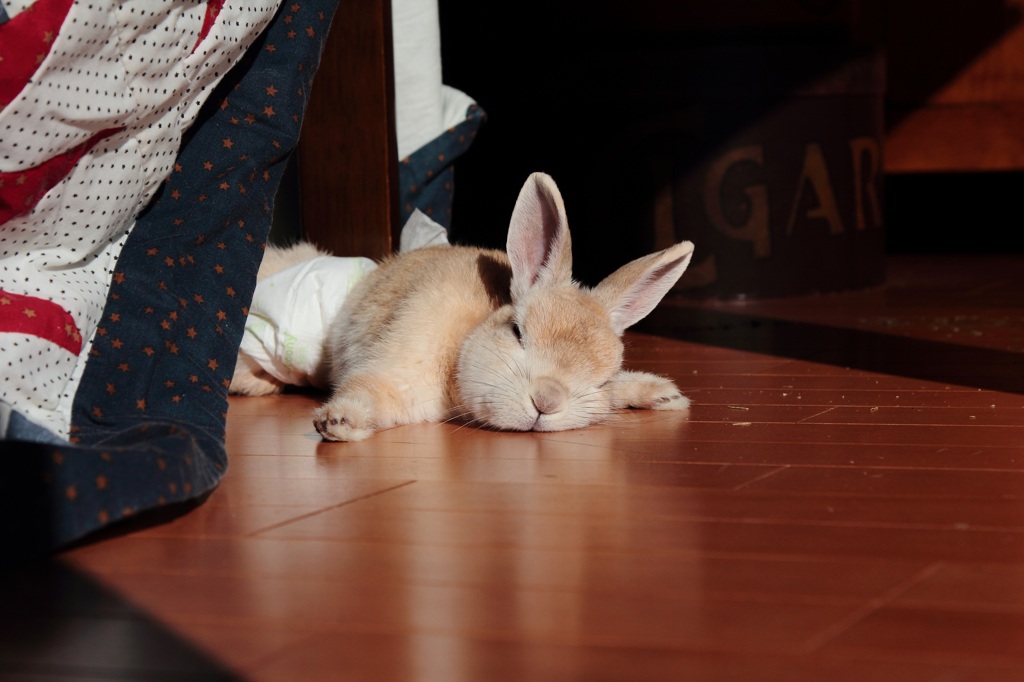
top-left (732, 465), bottom-right (790, 490)
top-left (244, 480), bottom-right (418, 537)
top-left (796, 560), bottom-right (945, 654)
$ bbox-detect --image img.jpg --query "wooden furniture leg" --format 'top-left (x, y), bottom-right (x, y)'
top-left (298, 0), bottom-right (400, 259)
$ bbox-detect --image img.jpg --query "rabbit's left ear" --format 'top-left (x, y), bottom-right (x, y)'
top-left (592, 241), bottom-right (695, 335)
top-left (506, 172), bottom-right (573, 301)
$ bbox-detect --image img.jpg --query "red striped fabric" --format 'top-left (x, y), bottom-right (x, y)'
top-left (0, 0), bottom-right (75, 110)
top-left (0, 289), bottom-right (82, 354)
top-left (0, 126), bottom-right (123, 227)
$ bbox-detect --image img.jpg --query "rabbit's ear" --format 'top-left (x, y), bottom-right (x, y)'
top-left (592, 241), bottom-right (695, 336)
top-left (507, 172), bottom-right (573, 300)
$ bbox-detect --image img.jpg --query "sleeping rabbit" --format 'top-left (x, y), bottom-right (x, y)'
top-left (232, 172), bottom-right (695, 441)
top-left (315, 171), bottom-right (694, 441)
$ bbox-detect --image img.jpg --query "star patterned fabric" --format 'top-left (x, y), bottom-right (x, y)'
top-left (0, 0), bottom-right (343, 558)
top-left (399, 103), bottom-right (485, 230)
top-left (1, 0), bottom-right (282, 438)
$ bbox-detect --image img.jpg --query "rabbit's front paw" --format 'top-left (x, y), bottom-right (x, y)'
top-left (313, 398), bottom-right (376, 442)
top-left (608, 371), bottom-right (690, 411)
top-left (647, 383), bottom-right (690, 410)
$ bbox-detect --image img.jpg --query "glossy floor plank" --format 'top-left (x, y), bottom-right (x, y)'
top-left (14, 254), bottom-right (1024, 680)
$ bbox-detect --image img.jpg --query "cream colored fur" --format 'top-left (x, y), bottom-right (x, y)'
top-left (308, 172), bottom-right (695, 441)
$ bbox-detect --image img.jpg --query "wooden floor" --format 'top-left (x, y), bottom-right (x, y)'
top-left (8, 254), bottom-right (1024, 681)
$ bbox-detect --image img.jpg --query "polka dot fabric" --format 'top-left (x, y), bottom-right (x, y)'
top-left (0, 0), bottom-right (280, 439)
top-left (0, 0), bottom-right (342, 557)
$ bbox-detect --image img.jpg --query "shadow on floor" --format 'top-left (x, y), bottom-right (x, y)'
top-left (0, 558), bottom-right (241, 681)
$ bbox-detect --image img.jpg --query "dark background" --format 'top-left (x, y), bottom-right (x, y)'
top-left (436, 0), bottom-right (1024, 277)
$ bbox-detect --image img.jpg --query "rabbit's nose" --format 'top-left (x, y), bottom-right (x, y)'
top-left (531, 376), bottom-right (567, 415)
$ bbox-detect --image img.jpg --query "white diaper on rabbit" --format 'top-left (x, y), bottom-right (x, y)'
top-left (239, 255), bottom-right (378, 387)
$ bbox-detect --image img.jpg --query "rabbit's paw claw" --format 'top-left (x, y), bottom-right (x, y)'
top-left (650, 390), bottom-right (690, 410)
top-left (313, 399), bottom-right (375, 441)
